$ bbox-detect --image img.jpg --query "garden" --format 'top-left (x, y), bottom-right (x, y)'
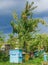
top-left (0, 1), bottom-right (48, 65)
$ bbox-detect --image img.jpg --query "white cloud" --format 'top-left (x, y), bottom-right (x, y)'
top-left (27, 0), bottom-right (48, 13)
top-left (36, 0), bottom-right (48, 12)
top-left (0, 0), bottom-right (26, 14)
top-left (0, 0), bottom-right (15, 9)
top-left (0, 0), bottom-right (48, 14)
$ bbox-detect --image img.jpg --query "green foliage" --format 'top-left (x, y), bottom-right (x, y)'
top-left (7, 34), bottom-right (19, 49)
top-left (0, 57), bottom-right (43, 65)
top-left (0, 36), bottom-right (5, 48)
top-left (0, 50), bottom-right (9, 62)
top-left (11, 1), bottom-right (46, 52)
top-left (30, 34), bottom-right (48, 52)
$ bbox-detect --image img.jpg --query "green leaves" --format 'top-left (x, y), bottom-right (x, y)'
top-left (10, 1), bottom-right (46, 52)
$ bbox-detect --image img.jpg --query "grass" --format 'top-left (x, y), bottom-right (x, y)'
top-left (0, 57), bottom-right (43, 65)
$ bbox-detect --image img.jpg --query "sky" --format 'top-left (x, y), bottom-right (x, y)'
top-left (0, 0), bottom-right (48, 35)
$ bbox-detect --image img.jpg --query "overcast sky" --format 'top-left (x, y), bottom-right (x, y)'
top-left (0, 0), bottom-right (48, 34)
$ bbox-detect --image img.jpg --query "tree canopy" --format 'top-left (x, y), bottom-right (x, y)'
top-left (11, 1), bottom-right (46, 52)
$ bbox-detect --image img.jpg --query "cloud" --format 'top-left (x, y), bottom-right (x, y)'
top-left (0, 0), bottom-right (48, 14)
top-left (0, 0), bottom-right (15, 9)
top-left (0, 0), bottom-right (48, 18)
top-left (0, 0), bottom-right (26, 14)
top-left (27, 0), bottom-right (48, 13)
top-left (36, 0), bottom-right (48, 13)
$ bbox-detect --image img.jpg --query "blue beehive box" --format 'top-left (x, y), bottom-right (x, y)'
top-left (9, 48), bottom-right (22, 63)
top-left (43, 52), bottom-right (48, 62)
top-left (19, 50), bottom-right (22, 63)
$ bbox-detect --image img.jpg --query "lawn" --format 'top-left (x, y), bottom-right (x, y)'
top-left (0, 57), bottom-right (43, 65)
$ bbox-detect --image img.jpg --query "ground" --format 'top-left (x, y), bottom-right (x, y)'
top-left (0, 57), bottom-right (43, 65)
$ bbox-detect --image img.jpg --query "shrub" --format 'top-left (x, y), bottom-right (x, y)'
top-left (0, 50), bottom-right (9, 62)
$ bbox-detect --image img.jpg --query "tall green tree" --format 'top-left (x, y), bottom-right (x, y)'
top-left (11, 2), bottom-right (46, 52)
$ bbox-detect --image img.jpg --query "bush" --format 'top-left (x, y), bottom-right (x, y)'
top-left (0, 50), bottom-right (9, 62)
